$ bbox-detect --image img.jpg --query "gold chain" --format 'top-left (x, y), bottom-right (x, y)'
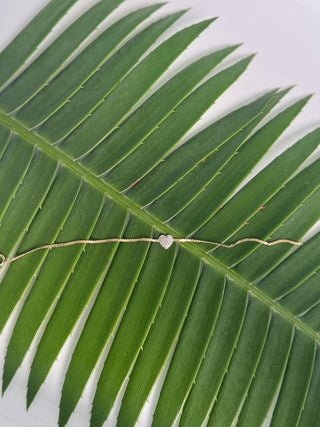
top-left (0, 236), bottom-right (302, 268)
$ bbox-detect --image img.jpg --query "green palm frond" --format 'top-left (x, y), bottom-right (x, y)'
top-left (0, 1), bottom-right (319, 426)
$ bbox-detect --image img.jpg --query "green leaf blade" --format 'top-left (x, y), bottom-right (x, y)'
top-left (207, 297), bottom-right (270, 427)
top-left (0, 0), bottom-right (126, 112)
top-left (0, 168), bottom-right (81, 334)
top-left (213, 157), bottom-right (320, 266)
top-left (236, 315), bottom-right (293, 427)
top-left (116, 249), bottom-right (201, 427)
top-left (299, 345), bottom-right (320, 427)
top-left (58, 217), bottom-right (152, 427)
top-left (27, 200), bottom-right (128, 407)
top-left (37, 11), bottom-right (187, 143)
top-left (2, 183), bottom-right (104, 393)
top-left (301, 304), bottom-right (320, 332)
top-left (236, 185), bottom-right (320, 281)
top-left (16, 5), bottom-right (165, 128)
top-left (82, 46), bottom-right (241, 175)
top-left (258, 231), bottom-right (320, 299)
top-left (0, 150), bottom-right (57, 257)
top-left (180, 282), bottom-right (248, 426)
top-left (0, 124), bottom-right (11, 157)
top-left (0, 135), bottom-right (34, 221)
top-left (105, 59), bottom-right (266, 192)
top-left (168, 97), bottom-right (312, 235)
top-left (280, 273), bottom-right (320, 316)
top-left (0, 0), bottom-right (78, 87)
top-left (151, 268), bottom-right (225, 426)
top-left (195, 127), bottom-right (320, 242)
top-left (58, 19), bottom-right (216, 159)
top-left (90, 242), bottom-right (176, 426)
top-left (270, 329), bottom-right (315, 427)
top-left (127, 88), bottom-right (285, 206)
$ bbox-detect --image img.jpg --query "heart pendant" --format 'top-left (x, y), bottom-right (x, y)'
top-left (159, 234), bottom-right (174, 250)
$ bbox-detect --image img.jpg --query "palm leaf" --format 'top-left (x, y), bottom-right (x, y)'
top-left (0, 1), bottom-right (319, 426)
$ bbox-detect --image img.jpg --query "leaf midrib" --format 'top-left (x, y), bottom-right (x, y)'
top-left (0, 110), bottom-right (318, 344)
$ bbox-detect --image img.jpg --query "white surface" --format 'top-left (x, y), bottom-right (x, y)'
top-left (0, 0), bottom-right (319, 426)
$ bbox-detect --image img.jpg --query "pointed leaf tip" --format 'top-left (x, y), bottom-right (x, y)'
top-left (26, 385), bottom-right (36, 410)
top-left (204, 17), bottom-right (219, 26)
top-left (191, 17), bottom-right (218, 32)
top-left (174, 7), bottom-right (191, 14)
top-left (248, 52), bottom-right (257, 60)
top-left (146, 3), bottom-right (167, 11)
top-left (136, 3), bottom-right (168, 20)
top-left (2, 356), bottom-right (17, 395)
top-left (236, 54), bottom-right (256, 68)
top-left (232, 42), bottom-right (244, 49)
top-left (284, 84), bottom-right (296, 91)
top-left (218, 44), bottom-right (242, 56)
top-left (58, 410), bottom-right (68, 427)
top-left (306, 93), bottom-right (315, 101)
top-left (160, 9), bottom-right (190, 23)
top-left (1, 373), bottom-right (10, 396)
top-left (170, 8), bottom-right (191, 20)
top-left (230, 53), bottom-right (256, 69)
top-left (275, 85), bottom-right (294, 99)
top-left (296, 93), bottom-right (314, 108)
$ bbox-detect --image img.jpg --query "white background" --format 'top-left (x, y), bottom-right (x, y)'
top-left (0, 0), bottom-right (319, 426)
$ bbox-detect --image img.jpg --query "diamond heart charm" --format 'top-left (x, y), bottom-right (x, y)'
top-left (158, 234), bottom-right (174, 250)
